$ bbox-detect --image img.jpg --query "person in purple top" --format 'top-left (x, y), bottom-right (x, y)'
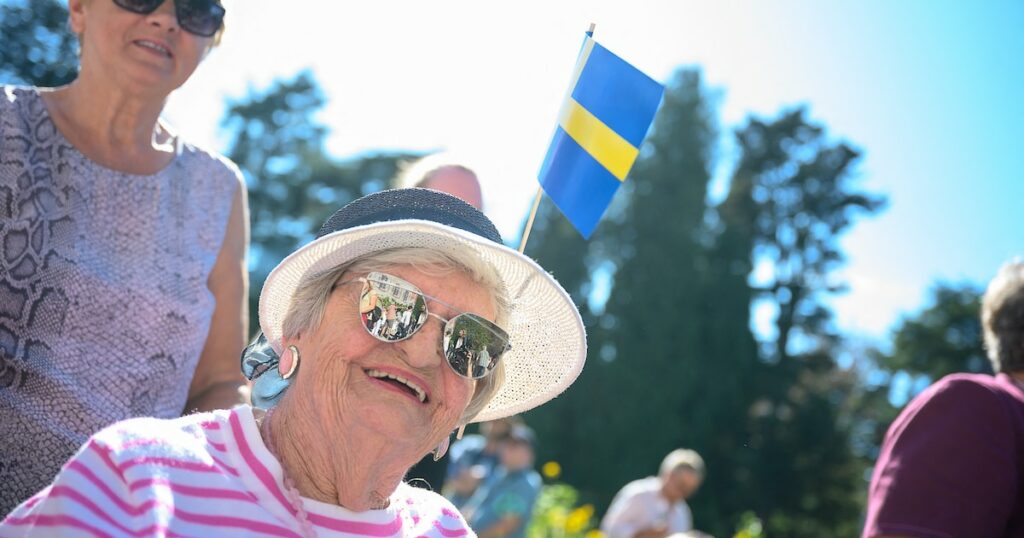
top-left (863, 259), bottom-right (1024, 538)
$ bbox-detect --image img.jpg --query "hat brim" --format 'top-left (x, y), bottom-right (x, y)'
top-left (259, 220), bottom-right (587, 423)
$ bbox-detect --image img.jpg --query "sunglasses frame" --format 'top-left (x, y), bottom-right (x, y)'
top-left (112, 0), bottom-right (225, 37)
top-left (342, 272), bottom-right (511, 380)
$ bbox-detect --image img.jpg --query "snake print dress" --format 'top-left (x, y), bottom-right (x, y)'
top-left (0, 86), bottom-right (244, 514)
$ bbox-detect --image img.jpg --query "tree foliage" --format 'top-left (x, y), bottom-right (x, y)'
top-left (0, 0), bottom-right (78, 87)
top-left (736, 109), bottom-right (886, 361)
top-left (880, 283), bottom-right (988, 379)
top-left (723, 108), bottom-right (885, 537)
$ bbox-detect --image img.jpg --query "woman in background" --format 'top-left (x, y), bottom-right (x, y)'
top-left (0, 0), bottom-right (247, 513)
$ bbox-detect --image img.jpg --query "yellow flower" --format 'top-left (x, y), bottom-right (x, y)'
top-left (585, 530), bottom-right (605, 538)
top-left (542, 461), bottom-right (562, 479)
top-left (566, 505), bottom-right (595, 533)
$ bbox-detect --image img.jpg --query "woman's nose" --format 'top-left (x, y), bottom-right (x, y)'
top-left (146, 0), bottom-right (179, 33)
top-left (398, 318), bottom-right (445, 370)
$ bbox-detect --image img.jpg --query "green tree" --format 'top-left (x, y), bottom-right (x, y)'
top-left (725, 108), bottom-right (885, 537)
top-left (0, 0), bottom-right (78, 86)
top-left (736, 109), bottom-right (886, 362)
top-left (880, 283), bottom-right (987, 380)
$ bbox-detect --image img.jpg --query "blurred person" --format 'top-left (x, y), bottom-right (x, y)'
top-left (462, 424), bottom-right (543, 538)
top-left (1, 188), bottom-right (588, 535)
top-left (601, 449), bottom-right (706, 538)
top-left (444, 416), bottom-right (521, 507)
top-left (0, 0), bottom-right (247, 514)
top-left (863, 259), bottom-right (1024, 538)
top-left (394, 151), bottom-right (484, 210)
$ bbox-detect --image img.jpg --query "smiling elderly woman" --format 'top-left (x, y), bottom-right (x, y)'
top-left (0, 189), bottom-right (587, 537)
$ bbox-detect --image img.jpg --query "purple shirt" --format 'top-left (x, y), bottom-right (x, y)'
top-left (864, 373), bottom-right (1024, 538)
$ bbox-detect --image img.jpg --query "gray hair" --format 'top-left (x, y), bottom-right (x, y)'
top-left (281, 246), bottom-right (510, 424)
top-left (660, 448), bottom-right (706, 479)
top-left (982, 259), bottom-right (1024, 373)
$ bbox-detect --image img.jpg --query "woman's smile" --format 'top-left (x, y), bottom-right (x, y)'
top-left (364, 367), bottom-right (430, 404)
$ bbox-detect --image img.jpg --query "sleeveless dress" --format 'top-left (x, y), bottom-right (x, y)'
top-left (0, 86), bottom-right (245, 514)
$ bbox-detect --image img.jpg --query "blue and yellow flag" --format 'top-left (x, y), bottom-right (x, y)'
top-left (538, 34), bottom-right (665, 239)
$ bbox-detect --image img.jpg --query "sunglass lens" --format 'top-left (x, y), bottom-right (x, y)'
top-left (176, 0), bottom-right (225, 37)
top-left (443, 314), bottom-right (509, 379)
top-left (360, 273), bottom-right (429, 342)
top-left (113, 0), bottom-right (164, 14)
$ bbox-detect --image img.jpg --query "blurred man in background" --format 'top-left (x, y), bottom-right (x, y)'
top-left (601, 448), bottom-right (706, 538)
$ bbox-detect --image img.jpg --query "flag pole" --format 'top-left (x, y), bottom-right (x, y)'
top-left (518, 23), bottom-right (596, 255)
top-left (517, 187), bottom-right (544, 253)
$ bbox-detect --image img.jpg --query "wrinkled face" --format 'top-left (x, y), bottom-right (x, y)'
top-left (69, 0), bottom-right (213, 97)
top-left (422, 166), bottom-right (484, 210)
top-left (284, 264), bottom-right (495, 455)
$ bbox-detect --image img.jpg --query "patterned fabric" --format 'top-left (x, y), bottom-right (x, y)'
top-left (0, 406), bottom-right (475, 537)
top-left (0, 86), bottom-right (243, 515)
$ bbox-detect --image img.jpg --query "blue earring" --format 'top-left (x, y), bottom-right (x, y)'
top-left (240, 334), bottom-right (293, 409)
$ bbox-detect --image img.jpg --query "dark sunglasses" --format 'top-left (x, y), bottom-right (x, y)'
top-left (346, 272), bottom-right (511, 380)
top-left (112, 0), bottom-right (225, 37)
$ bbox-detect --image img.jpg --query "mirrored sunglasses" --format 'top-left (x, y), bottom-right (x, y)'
top-left (348, 271), bottom-right (511, 380)
top-left (112, 0), bottom-right (225, 37)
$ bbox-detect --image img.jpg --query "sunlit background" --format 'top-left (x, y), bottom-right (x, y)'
top-left (164, 0), bottom-right (1024, 343)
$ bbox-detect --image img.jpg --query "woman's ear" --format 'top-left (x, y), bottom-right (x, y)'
top-left (68, 0), bottom-right (88, 35)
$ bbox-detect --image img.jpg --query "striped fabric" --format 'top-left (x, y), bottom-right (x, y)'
top-left (0, 406), bottom-right (474, 537)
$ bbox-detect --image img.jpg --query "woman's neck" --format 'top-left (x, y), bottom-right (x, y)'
top-left (262, 403), bottom-right (418, 512)
top-left (40, 75), bottom-right (174, 175)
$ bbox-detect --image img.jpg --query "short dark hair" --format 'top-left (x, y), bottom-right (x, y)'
top-left (982, 260), bottom-right (1024, 373)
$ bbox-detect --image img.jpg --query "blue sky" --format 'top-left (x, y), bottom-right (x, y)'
top-left (155, 0), bottom-right (1024, 343)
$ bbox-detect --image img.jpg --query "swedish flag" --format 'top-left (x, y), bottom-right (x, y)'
top-left (538, 34), bottom-right (665, 239)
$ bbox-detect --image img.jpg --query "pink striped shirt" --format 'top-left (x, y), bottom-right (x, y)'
top-left (0, 406), bottom-right (474, 538)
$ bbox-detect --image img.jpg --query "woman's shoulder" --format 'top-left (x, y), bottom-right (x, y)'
top-left (174, 137), bottom-right (247, 192)
top-left (1, 84), bottom-right (38, 104)
top-left (918, 372), bottom-right (1014, 407)
top-left (0, 85), bottom-right (43, 124)
top-left (89, 407), bottom-right (234, 461)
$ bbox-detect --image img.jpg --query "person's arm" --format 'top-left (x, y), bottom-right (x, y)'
top-left (184, 180), bottom-right (249, 413)
top-left (863, 377), bottom-right (1017, 538)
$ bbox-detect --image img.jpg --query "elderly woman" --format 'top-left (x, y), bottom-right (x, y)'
top-left (1, 189), bottom-right (587, 537)
top-left (0, 0), bottom-right (247, 513)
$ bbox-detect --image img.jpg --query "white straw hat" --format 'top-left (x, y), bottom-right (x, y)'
top-left (258, 188), bottom-right (587, 423)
